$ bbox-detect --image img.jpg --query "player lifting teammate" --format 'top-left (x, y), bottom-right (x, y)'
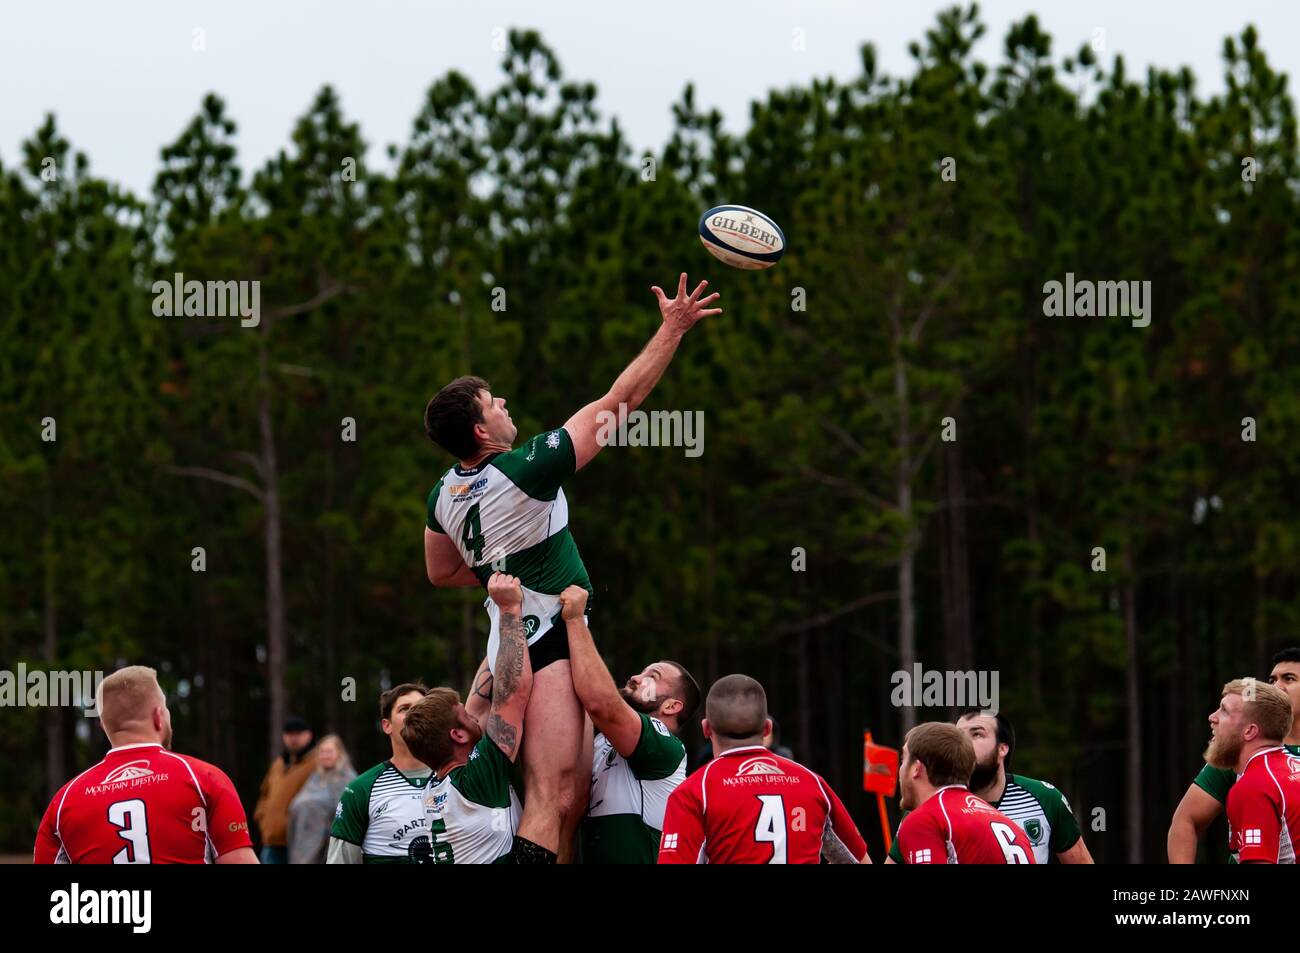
top-left (402, 573), bottom-right (535, 862)
top-left (422, 273), bottom-right (721, 859)
top-left (557, 585), bottom-right (699, 864)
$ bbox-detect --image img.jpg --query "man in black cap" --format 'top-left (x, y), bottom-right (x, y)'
top-left (253, 715), bottom-right (317, 863)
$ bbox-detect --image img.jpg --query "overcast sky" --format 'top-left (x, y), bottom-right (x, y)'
top-left (2, 1), bottom-right (1295, 197)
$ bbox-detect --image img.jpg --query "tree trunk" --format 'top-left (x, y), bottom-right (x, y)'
top-left (895, 350), bottom-right (917, 734)
top-left (939, 438), bottom-right (973, 690)
top-left (260, 342), bottom-right (287, 762)
top-left (1122, 555), bottom-right (1142, 864)
top-left (44, 475), bottom-right (65, 797)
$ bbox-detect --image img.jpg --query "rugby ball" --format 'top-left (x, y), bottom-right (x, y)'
top-left (698, 205), bottom-right (785, 270)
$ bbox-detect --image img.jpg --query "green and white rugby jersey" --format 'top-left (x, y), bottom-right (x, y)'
top-left (889, 773), bottom-right (1081, 865)
top-left (581, 714), bottom-right (687, 864)
top-left (423, 737), bottom-right (522, 864)
top-left (331, 761), bottom-right (434, 864)
top-left (426, 428), bottom-right (592, 672)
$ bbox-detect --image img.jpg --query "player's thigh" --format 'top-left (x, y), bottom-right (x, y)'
top-left (522, 661), bottom-right (584, 784)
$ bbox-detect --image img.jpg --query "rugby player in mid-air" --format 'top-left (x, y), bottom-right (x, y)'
top-left (556, 585), bottom-right (699, 864)
top-left (1167, 647), bottom-right (1300, 862)
top-left (422, 272), bottom-right (721, 860)
top-left (886, 710), bottom-right (1091, 864)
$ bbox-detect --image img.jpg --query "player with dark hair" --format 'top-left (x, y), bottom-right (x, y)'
top-left (886, 709), bottom-right (1090, 863)
top-left (328, 681), bottom-right (434, 864)
top-left (556, 585), bottom-right (699, 863)
top-left (893, 722), bottom-right (1035, 864)
top-left (1168, 647), bottom-right (1300, 862)
top-left (657, 674), bottom-right (868, 864)
top-left (422, 273), bottom-right (721, 860)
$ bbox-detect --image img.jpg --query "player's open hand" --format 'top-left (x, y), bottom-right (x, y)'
top-left (487, 572), bottom-right (523, 611)
top-left (651, 272), bottom-right (722, 334)
top-left (558, 585), bottom-right (589, 621)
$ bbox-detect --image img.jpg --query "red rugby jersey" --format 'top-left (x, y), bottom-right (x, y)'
top-left (657, 745), bottom-right (868, 864)
top-left (1225, 746), bottom-right (1300, 864)
top-left (35, 742), bottom-right (252, 864)
top-left (896, 785), bottom-right (1036, 864)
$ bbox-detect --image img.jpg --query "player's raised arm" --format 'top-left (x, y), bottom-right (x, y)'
top-left (559, 585), bottom-right (643, 756)
top-left (564, 272), bottom-right (722, 471)
top-left (485, 573), bottom-right (533, 762)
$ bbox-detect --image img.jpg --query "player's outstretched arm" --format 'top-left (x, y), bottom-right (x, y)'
top-left (565, 272), bottom-right (721, 471)
top-left (425, 527), bottom-right (481, 587)
top-left (1167, 783), bottom-right (1220, 863)
top-left (558, 585), bottom-right (642, 756)
top-left (485, 573), bottom-right (532, 762)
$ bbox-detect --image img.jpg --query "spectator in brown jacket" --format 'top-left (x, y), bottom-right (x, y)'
top-left (253, 716), bottom-right (317, 863)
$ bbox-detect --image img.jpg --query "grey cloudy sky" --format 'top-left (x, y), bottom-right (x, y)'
top-left (2, 1), bottom-right (1295, 197)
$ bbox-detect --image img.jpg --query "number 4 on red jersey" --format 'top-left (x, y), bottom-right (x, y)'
top-left (657, 746), bottom-right (868, 864)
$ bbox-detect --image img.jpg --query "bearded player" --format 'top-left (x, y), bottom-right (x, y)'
top-left (886, 710), bottom-right (1091, 863)
top-left (1204, 678), bottom-right (1300, 864)
top-left (894, 722), bottom-right (1035, 864)
top-left (423, 273), bottom-right (721, 859)
top-left (1167, 647), bottom-right (1300, 862)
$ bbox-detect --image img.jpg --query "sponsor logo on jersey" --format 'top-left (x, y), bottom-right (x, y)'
top-left (448, 477), bottom-right (487, 498)
top-left (102, 761), bottom-right (154, 783)
top-left (721, 755), bottom-right (800, 786)
top-left (651, 718), bottom-right (671, 737)
top-left (1243, 828), bottom-right (1262, 846)
top-left (372, 802), bottom-right (390, 820)
top-left (661, 832), bottom-right (679, 850)
top-left (911, 848), bottom-right (932, 863)
top-left (1287, 756), bottom-right (1300, 779)
top-left (391, 817), bottom-right (427, 842)
top-left (1023, 818), bottom-right (1043, 843)
top-left (961, 794), bottom-right (997, 814)
top-left (334, 801), bottom-right (344, 819)
top-left (85, 762), bottom-right (170, 795)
